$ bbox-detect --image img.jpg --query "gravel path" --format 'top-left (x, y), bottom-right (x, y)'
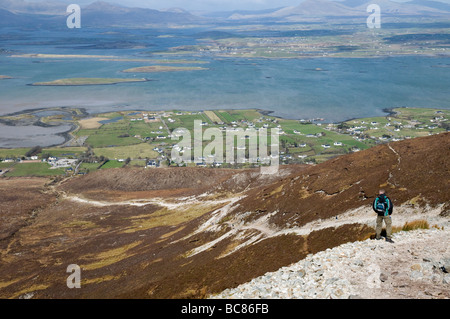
top-left (211, 227), bottom-right (450, 299)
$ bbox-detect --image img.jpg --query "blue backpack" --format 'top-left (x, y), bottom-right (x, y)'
top-left (375, 200), bottom-right (387, 214)
top-left (374, 195), bottom-right (392, 216)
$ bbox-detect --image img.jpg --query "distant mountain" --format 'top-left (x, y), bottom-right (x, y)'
top-left (0, 8), bottom-right (30, 26)
top-left (341, 0), bottom-right (450, 11)
top-left (271, 0), bottom-right (362, 17)
top-left (353, 0), bottom-right (448, 15)
top-left (339, 0), bottom-right (370, 7)
top-left (228, 0), bottom-right (450, 21)
top-left (0, 0), bottom-right (206, 27)
top-left (1, 0), bottom-right (448, 27)
top-left (229, 0), bottom-right (362, 20)
top-left (0, 0), bottom-right (66, 15)
top-left (406, 0), bottom-right (450, 11)
top-left (81, 1), bottom-right (204, 26)
top-left (200, 7), bottom-right (284, 19)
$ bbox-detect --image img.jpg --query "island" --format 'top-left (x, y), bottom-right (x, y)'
top-left (122, 66), bottom-right (209, 73)
top-left (30, 78), bottom-right (150, 86)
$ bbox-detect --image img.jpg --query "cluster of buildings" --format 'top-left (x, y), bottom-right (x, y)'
top-left (44, 157), bottom-right (78, 169)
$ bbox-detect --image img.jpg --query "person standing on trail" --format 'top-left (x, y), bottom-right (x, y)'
top-left (372, 189), bottom-right (394, 243)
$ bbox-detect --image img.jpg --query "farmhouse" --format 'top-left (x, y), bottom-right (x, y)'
top-left (48, 157), bottom-right (78, 168)
top-left (146, 160), bottom-right (160, 168)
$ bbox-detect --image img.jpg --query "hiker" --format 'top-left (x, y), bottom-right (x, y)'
top-left (372, 189), bottom-right (394, 243)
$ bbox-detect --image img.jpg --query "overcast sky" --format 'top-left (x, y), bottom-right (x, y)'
top-left (36, 0), bottom-right (450, 12)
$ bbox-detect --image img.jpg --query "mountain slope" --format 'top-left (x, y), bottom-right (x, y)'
top-left (81, 1), bottom-right (204, 26)
top-left (0, 133), bottom-right (448, 299)
top-left (228, 132), bottom-right (449, 229)
top-left (407, 0), bottom-right (450, 12)
top-left (0, 0), bottom-right (66, 14)
top-left (271, 0), bottom-right (362, 17)
top-left (354, 0), bottom-right (448, 15)
top-left (229, 0), bottom-right (450, 21)
top-left (0, 8), bottom-right (30, 26)
top-left (0, 0), bottom-right (205, 27)
top-left (229, 0), bottom-right (362, 20)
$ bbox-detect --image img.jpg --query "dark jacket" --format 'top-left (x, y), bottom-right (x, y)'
top-left (373, 194), bottom-right (393, 216)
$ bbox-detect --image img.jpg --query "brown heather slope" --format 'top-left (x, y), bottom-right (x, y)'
top-left (230, 132), bottom-right (450, 228)
top-left (0, 133), bottom-right (448, 299)
top-left (0, 178), bottom-right (56, 249)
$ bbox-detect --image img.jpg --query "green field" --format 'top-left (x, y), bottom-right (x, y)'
top-left (1, 107), bottom-right (447, 176)
top-left (217, 111), bottom-right (237, 124)
top-left (93, 144), bottom-right (158, 159)
top-left (79, 162), bottom-right (102, 172)
top-left (0, 148), bottom-right (29, 158)
top-left (0, 162), bottom-right (14, 169)
top-left (42, 147), bottom-right (87, 157)
top-left (77, 122), bottom-right (142, 148)
top-left (4, 162), bottom-right (65, 177)
top-left (100, 160), bottom-right (126, 169)
top-left (343, 107), bottom-right (449, 141)
top-left (0, 147), bottom-right (86, 159)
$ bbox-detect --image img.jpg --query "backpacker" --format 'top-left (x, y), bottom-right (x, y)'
top-left (373, 194), bottom-right (393, 216)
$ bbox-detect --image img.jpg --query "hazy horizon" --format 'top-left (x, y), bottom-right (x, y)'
top-left (19, 0), bottom-right (450, 12)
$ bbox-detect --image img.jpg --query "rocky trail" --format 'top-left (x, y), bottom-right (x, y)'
top-left (211, 227), bottom-right (450, 299)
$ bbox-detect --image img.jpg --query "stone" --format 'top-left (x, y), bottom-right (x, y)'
top-left (353, 259), bottom-right (364, 267)
top-left (209, 227), bottom-right (450, 300)
top-left (325, 277), bottom-right (339, 285)
top-left (331, 289), bottom-right (345, 299)
top-left (410, 270), bottom-right (423, 280)
top-left (281, 272), bottom-right (290, 281)
top-left (411, 264), bottom-right (422, 271)
top-left (19, 292), bottom-right (35, 299)
top-left (380, 272), bottom-right (389, 282)
top-left (297, 269), bottom-right (306, 278)
top-left (440, 257), bottom-right (450, 273)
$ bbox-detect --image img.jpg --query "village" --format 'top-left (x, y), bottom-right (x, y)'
top-left (0, 107), bottom-right (448, 178)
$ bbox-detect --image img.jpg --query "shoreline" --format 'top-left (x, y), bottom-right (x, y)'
top-left (0, 107), bottom-right (87, 149)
